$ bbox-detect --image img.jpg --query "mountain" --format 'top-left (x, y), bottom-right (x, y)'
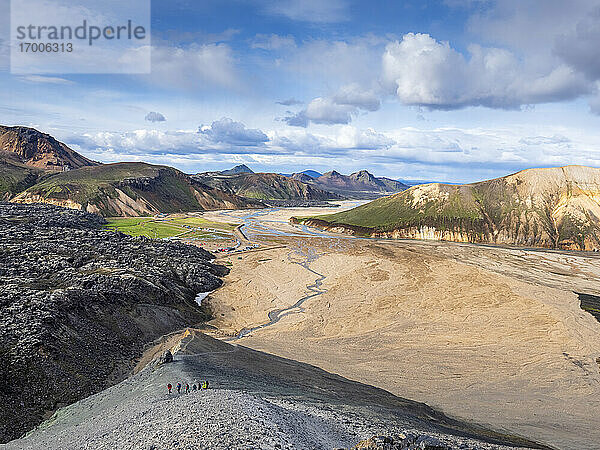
top-left (301, 169), bottom-right (322, 178)
top-left (220, 164), bottom-right (254, 175)
top-left (294, 165), bottom-right (600, 251)
top-left (194, 172), bottom-right (340, 201)
top-left (300, 169), bottom-right (408, 199)
top-left (11, 162), bottom-right (258, 216)
top-left (290, 172), bottom-right (314, 183)
top-left (0, 203), bottom-right (227, 442)
top-left (0, 151), bottom-right (45, 200)
top-left (0, 125), bottom-right (98, 171)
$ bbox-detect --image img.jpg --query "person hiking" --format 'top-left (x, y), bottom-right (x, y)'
top-left (186, 383), bottom-right (190, 394)
top-left (167, 383), bottom-right (172, 394)
top-left (177, 382), bottom-right (181, 394)
top-left (192, 384), bottom-right (197, 391)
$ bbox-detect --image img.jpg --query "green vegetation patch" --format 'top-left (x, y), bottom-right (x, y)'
top-left (168, 217), bottom-right (237, 231)
top-left (104, 217), bottom-right (183, 239)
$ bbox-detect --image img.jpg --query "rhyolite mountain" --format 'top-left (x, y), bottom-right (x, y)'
top-left (295, 166), bottom-right (600, 251)
top-left (0, 203), bottom-right (228, 442)
top-left (194, 171), bottom-right (340, 201)
top-left (220, 164), bottom-right (254, 175)
top-left (296, 169), bottom-right (408, 199)
top-left (0, 125), bottom-right (98, 171)
top-left (0, 151), bottom-right (46, 200)
top-left (11, 162), bottom-right (259, 216)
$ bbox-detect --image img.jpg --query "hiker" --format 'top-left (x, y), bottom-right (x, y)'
top-left (167, 383), bottom-right (172, 394)
top-left (186, 383), bottom-right (190, 394)
top-left (201, 380), bottom-right (208, 390)
top-left (192, 384), bottom-right (197, 391)
top-left (177, 382), bottom-right (181, 394)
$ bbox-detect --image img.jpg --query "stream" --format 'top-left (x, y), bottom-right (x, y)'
top-left (219, 207), bottom-right (336, 342)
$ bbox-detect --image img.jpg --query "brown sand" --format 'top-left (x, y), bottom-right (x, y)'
top-left (204, 206), bottom-right (600, 449)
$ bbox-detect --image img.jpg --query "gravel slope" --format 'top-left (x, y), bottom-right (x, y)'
top-left (5, 331), bottom-right (547, 450)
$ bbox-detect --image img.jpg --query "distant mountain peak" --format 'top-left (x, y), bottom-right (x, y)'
top-left (300, 169), bottom-right (322, 178)
top-left (220, 164), bottom-right (254, 175)
top-left (350, 170), bottom-right (376, 181)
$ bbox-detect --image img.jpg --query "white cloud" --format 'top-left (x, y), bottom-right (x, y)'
top-left (145, 111), bottom-right (166, 122)
top-left (251, 34), bottom-right (296, 50)
top-left (284, 84), bottom-right (381, 127)
top-left (199, 118), bottom-right (268, 146)
top-left (149, 44), bottom-right (238, 90)
top-left (382, 33), bottom-right (588, 110)
top-left (261, 0), bottom-right (349, 23)
top-left (276, 98), bottom-right (303, 106)
top-left (285, 98), bottom-right (355, 127)
top-left (19, 75), bottom-right (74, 85)
top-left (332, 83), bottom-right (381, 112)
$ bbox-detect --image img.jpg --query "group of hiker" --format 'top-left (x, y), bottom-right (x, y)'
top-left (167, 380), bottom-right (209, 394)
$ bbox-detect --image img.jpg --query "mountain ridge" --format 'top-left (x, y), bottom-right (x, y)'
top-left (303, 169), bottom-right (409, 199)
top-left (194, 171), bottom-right (340, 201)
top-left (11, 161), bottom-right (259, 216)
top-left (295, 165), bottom-right (600, 251)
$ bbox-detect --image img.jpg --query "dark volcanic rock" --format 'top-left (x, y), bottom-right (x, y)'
top-left (0, 203), bottom-right (227, 443)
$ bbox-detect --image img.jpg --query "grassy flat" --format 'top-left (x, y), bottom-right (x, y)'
top-left (105, 216), bottom-right (236, 240)
top-left (104, 217), bottom-right (185, 239)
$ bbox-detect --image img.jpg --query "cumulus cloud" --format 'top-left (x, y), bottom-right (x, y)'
top-left (63, 120), bottom-right (600, 184)
top-left (284, 98), bottom-right (355, 127)
top-left (554, 7), bottom-right (600, 81)
top-left (331, 83), bottom-right (381, 112)
top-left (382, 33), bottom-right (588, 109)
top-left (199, 118), bottom-right (269, 146)
top-left (285, 84), bottom-right (381, 127)
top-left (145, 111), bottom-right (166, 123)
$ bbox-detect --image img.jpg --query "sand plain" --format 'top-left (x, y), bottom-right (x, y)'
top-left (203, 205), bottom-right (600, 449)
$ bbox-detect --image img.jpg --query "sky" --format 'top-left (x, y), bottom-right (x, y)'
top-left (1, 0), bottom-right (600, 183)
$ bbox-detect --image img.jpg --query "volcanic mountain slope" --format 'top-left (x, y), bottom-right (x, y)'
top-left (11, 162), bottom-right (259, 216)
top-left (7, 329), bottom-right (547, 450)
top-left (0, 203), bottom-right (228, 443)
top-left (0, 125), bottom-right (98, 171)
top-left (0, 151), bottom-right (45, 200)
top-left (297, 169), bottom-right (408, 199)
top-left (296, 165), bottom-right (600, 251)
top-left (194, 171), bottom-right (340, 201)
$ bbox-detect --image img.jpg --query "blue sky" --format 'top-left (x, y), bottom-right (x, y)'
top-left (1, 0), bottom-right (600, 182)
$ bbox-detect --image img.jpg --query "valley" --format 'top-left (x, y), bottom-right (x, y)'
top-left (198, 204), bottom-right (600, 450)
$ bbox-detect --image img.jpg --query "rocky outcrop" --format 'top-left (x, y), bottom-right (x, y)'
top-left (354, 434), bottom-right (449, 449)
top-left (0, 203), bottom-right (228, 442)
